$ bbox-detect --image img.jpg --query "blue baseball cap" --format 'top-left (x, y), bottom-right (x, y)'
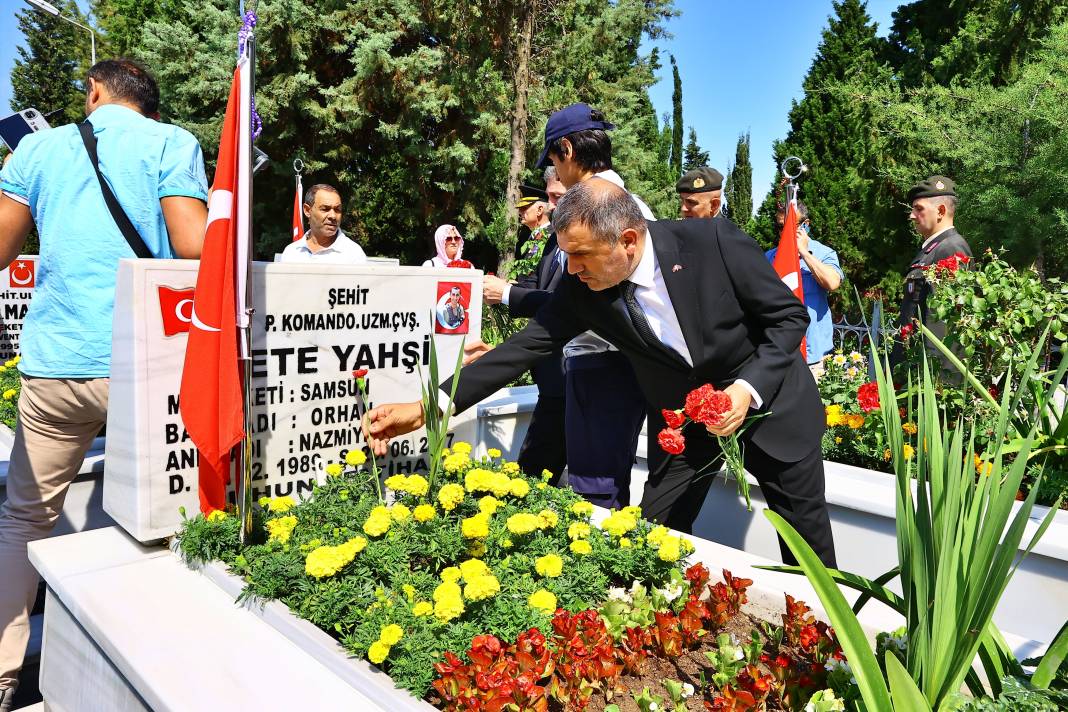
top-left (535, 102), bottom-right (615, 168)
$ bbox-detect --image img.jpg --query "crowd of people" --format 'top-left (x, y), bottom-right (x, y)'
top-left (0, 57), bottom-right (972, 709)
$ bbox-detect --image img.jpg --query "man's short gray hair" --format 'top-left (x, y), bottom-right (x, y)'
top-left (932, 194), bottom-right (958, 215)
top-left (552, 178), bottom-right (647, 245)
top-left (543, 165), bottom-right (557, 183)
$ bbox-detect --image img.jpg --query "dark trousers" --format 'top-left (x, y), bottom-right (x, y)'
top-left (640, 441), bottom-right (836, 568)
top-left (516, 395), bottom-right (567, 485)
top-left (565, 352), bottom-right (646, 509)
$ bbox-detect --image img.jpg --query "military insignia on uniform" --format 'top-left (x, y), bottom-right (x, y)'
top-left (935, 180), bottom-right (945, 190)
top-left (672, 264), bottom-right (683, 272)
top-left (692, 177), bottom-right (705, 189)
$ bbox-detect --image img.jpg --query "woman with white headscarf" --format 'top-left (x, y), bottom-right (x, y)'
top-left (422, 224), bottom-right (470, 268)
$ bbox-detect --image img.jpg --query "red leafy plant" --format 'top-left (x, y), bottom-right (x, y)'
top-left (432, 630), bottom-right (552, 712)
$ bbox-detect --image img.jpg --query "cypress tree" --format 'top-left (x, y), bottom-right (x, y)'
top-left (682, 126), bottom-right (709, 170)
top-left (724, 132), bottom-right (752, 228)
top-left (669, 54), bottom-right (683, 177)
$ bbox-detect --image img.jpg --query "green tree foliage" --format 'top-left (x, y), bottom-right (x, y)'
top-left (681, 126), bottom-right (708, 170)
top-left (668, 54), bottom-right (682, 177)
top-left (753, 0), bottom-right (895, 300)
top-left (10, 0), bottom-right (91, 125)
top-left (89, 0), bottom-right (675, 261)
top-left (724, 131), bottom-right (752, 229)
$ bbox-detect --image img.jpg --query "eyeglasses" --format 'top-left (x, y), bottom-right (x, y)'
top-left (444, 236), bottom-right (462, 243)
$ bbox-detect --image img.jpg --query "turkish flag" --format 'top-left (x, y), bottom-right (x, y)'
top-left (292, 175), bottom-right (303, 242)
top-left (179, 62), bottom-right (248, 513)
top-left (772, 199), bottom-right (807, 358)
top-left (158, 286), bottom-right (195, 337)
top-left (8, 259), bottom-right (35, 288)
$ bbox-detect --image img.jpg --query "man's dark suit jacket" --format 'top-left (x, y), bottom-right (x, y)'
top-left (449, 218), bottom-right (825, 470)
top-left (507, 232), bottom-right (565, 397)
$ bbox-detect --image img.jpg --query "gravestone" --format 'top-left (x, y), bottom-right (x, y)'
top-left (105, 259), bottom-right (482, 542)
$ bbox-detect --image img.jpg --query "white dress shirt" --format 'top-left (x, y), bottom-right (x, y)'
top-left (624, 231), bottom-right (763, 408)
top-left (278, 230), bottom-right (368, 264)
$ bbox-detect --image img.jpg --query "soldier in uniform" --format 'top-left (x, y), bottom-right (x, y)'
top-left (676, 166), bottom-right (724, 219)
top-left (891, 175), bottom-right (972, 369)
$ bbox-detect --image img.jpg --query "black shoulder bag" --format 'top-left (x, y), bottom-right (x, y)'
top-left (78, 121), bottom-right (154, 258)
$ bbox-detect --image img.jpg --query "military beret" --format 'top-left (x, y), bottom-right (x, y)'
top-left (676, 166), bottom-right (724, 194)
top-left (907, 175), bottom-right (956, 202)
top-left (516, 184), bottom-right (549, 208)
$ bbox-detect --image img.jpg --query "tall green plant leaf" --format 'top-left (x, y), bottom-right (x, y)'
top-left (1032, 619), bottom-right (1068, 690)
top-left (886, 653), bottom-right (932, 712)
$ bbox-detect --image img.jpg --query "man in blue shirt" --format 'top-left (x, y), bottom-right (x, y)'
top-left (765, 201), bottom-right (843, 374)
top-left (0, 58), bottom-right (207, 706)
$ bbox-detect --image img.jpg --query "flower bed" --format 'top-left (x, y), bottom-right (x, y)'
top-left (0, 355), bottom-right (22, 430)
top-left (177, 445), bottom-right (863, 710)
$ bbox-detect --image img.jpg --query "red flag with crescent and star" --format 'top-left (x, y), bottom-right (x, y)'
top-left (772, 198), bottom-right (807, 358)
top-left (179, 61), bottom-right (247, 513)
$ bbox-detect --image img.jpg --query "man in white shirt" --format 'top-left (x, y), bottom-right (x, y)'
top-left (278, 183), bottom-right (367, 264)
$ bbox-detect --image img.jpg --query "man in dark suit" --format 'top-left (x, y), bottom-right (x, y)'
top-left (478, 183), bottom-right (568, 481)
top-left (366, 178), bottom-right (835, 567)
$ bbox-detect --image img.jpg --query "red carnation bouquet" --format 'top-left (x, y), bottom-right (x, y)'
top-left (657, 384), bottom-right (767, 511)
top-left (447, 259), bottom-right (474, 269)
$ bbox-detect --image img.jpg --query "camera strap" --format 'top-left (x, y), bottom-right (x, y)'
top-left (78, 121), bottom-right (154, 259)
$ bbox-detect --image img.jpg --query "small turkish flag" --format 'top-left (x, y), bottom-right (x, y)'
top-left (158, 286), bottom-right (196, 337)
top-left (8, 260), bottom-right (35, 288)
top-left (772, 199), bottom-right (806, 358)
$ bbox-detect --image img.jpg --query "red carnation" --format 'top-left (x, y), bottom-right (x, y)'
top-left (658, 427), bottom-right (686, 455)
top-left (899, 323), bottom-right (914, 339)
top-left (684, 384), bottom-right (732, 426)
top-left (857, 381), bottom-right (880, 413)
top-left (661, 408), bottom-right (686, 429)
top-left (447, 259), bottom-right (473, 269)
top-left (352, 369), bottom-right (369, 378)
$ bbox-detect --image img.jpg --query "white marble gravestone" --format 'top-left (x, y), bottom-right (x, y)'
top-left (0, 255), bottom-right (37, 361)
top-left (105, 259), bottom-right (482, 542)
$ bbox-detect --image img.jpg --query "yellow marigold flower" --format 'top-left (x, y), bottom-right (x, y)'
top-left (412, 601), bottom-right (433, 617)
top-left (835, 437), bottom-right (843, 444)
top-left (258, 496), bottom-right (270, 508)
top-left (266, 515), bottom-right (298, 544)
top-left (325, 463), bottom-right (343, 477)
top-left (452, 441), bottom-right (473, 455)
top-left (363, 510), bottom-right (392, 537)
top-left (570, 540), bottom-right (592, 555)
top-left (902, 422), bottom-right (918, 435)
top-left (438, 483), bottom-right (466, 511)
top-left (567, 522), bottom-right (591, 540)
top-left (508, 478), bottom-right (531, 498)
top-left (440, 567), bottom-right (462, 584)
top-left (458, 558), bottom-right (490, 582)
top-left (463, 574), bottom-right (500, 601)
top-left (619, 537), bottom-right (632, 548)
top-left (379, 624), bottom-right (404, 646)
top-left (658, 536), bottom-right (682, 562)
top-left (540, 468), bottom-right (553, 481)
top-left (434, 580), bottom-right (462, 601)
top-left (537, 509), bottom-right (558, 529)
top-left (535, 554), bottom-right (563, 578)
top-left (384, 475), bottom-right (406, 491)
top-left (528, 589), bottom-right (557, 615)
top-left (345, 449), bottom-right (367, 466)
top-left (847, 414), bottom-right (866, 429)
top-left (501, 462), bottom-right (520, 475)
top-left (536, 482), bottom-right (547, 490)
top-left (1, 389), bottom-right (14, 400)
top-left (883, 448), bottom-right (892, 462)
top-left (305, 539), bottom-right (362, 578)
top-left (405, 475), bottom-right (429, 497)
top-left (461, 513), bottom-right (490, 539)
top-left (413, 504), bottom-right (436, 522)
top-left (402, 584), bottom-right (416, 601)
top-left (506, 512), bottom-right (541, 535)
top-left (487, 448), bottom-right (502, 458)
top-left (601, 511), bottom-right (637, 537)
top-left (391, 504), bottom-right (411, 522)
top-left (621, 505), bottom-right (642, 519)
top-left (903, 444), bottom-right (915, 459)
top-left (444, 452), bottom-right (471, 473)
top-left (502, 539), bottom-right (513, 548)
top-left (368, 641), bottom-right (390, 665)
top-left (478, 496), bottom-right (502, 515)
top-left (0, 366), bottom-right (6, 373)
top-left (267, 496), bottom-right (296, 514)
top-left (434, 597), bottom-right (464, 623)
top-left (206, 509), bottom-right (227, 523)
top-left (570, 501), bottom-right (594, 517)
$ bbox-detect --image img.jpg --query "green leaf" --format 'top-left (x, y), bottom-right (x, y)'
top-left (1031, 619), bottom-right (1068, 690)
top-left (886, 653), bottom-right (932, 711)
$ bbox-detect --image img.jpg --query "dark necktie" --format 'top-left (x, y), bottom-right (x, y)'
top-left (620, 280), bottom-right (662, 350)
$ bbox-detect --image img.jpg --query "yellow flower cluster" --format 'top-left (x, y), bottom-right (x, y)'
top-left (206, 509), bottom-right (228, 523)
top-left (464, 468), bottom-right (513, 497)
top-left (528, 589), bottom-right (557, 614)
top-left (363, 505), bottom-right (392, 537)
top-left (974, 454), bottom-right (993, 476)
top-left (478, 496), bottom-right (502, 515)
top-left (461, 512), bottom-right (491, 539)
top-left (367, 624), bottom-right (404, 665)
top-left (825, 405), bottom-right (845, 427)
top-left (453, 441), bottom-right (473, 455)
top-left (438, 483), bottom-right (466, 511)
top-left (412, 601), bottom-right (433, 617)
top-left (509, 478), bottom-right (531, 498)
top-left (1, 389), bottom-right (15, 401)
top-left (325, 463), bottom-right (343, 477)
top-left (305, 536), bottom-right (367, 578)
top-left (534, 554), bottom-right (563, 578)
top-left (646, 525), bottom-right (691, 562)
top-left (902, 444), bottom-right (915, 460)
top-left (502, 462), bottom-right (521, 475)
top-left (487, 448), bottom-right (502, 458)
top-left (266, 496), bottom-right (296, 514)
top-left (902, 422), bottom-right (918, 435)
top-left (266, 515), bottom-right (298, 544)
top-left (384, 474), bottom-right (430, 497)
top-left (567, 522), bottom-right (591, 540)
top-left (601, 510), bottom-right (638, 537)
top-left (345, 449), bottom-right (367, 467)
top-left (570, 540), bottom-right (592, 555)
top-left (443, 452), bottom-right (471, 473)
top-left (391, 504), bottom-right (411, 522)
top-left (538, 509), bottom-right (559, 529)
top-left (571, 501), bottom-right (594, 517)
top-left (433, 581), bottom-right (465, 622)
top-left (457, 559), bottom-right (500, 601)
top-left (413, 504), bottom-right (437, 522)
top-left (506, 512), bottom-right (542, 535)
